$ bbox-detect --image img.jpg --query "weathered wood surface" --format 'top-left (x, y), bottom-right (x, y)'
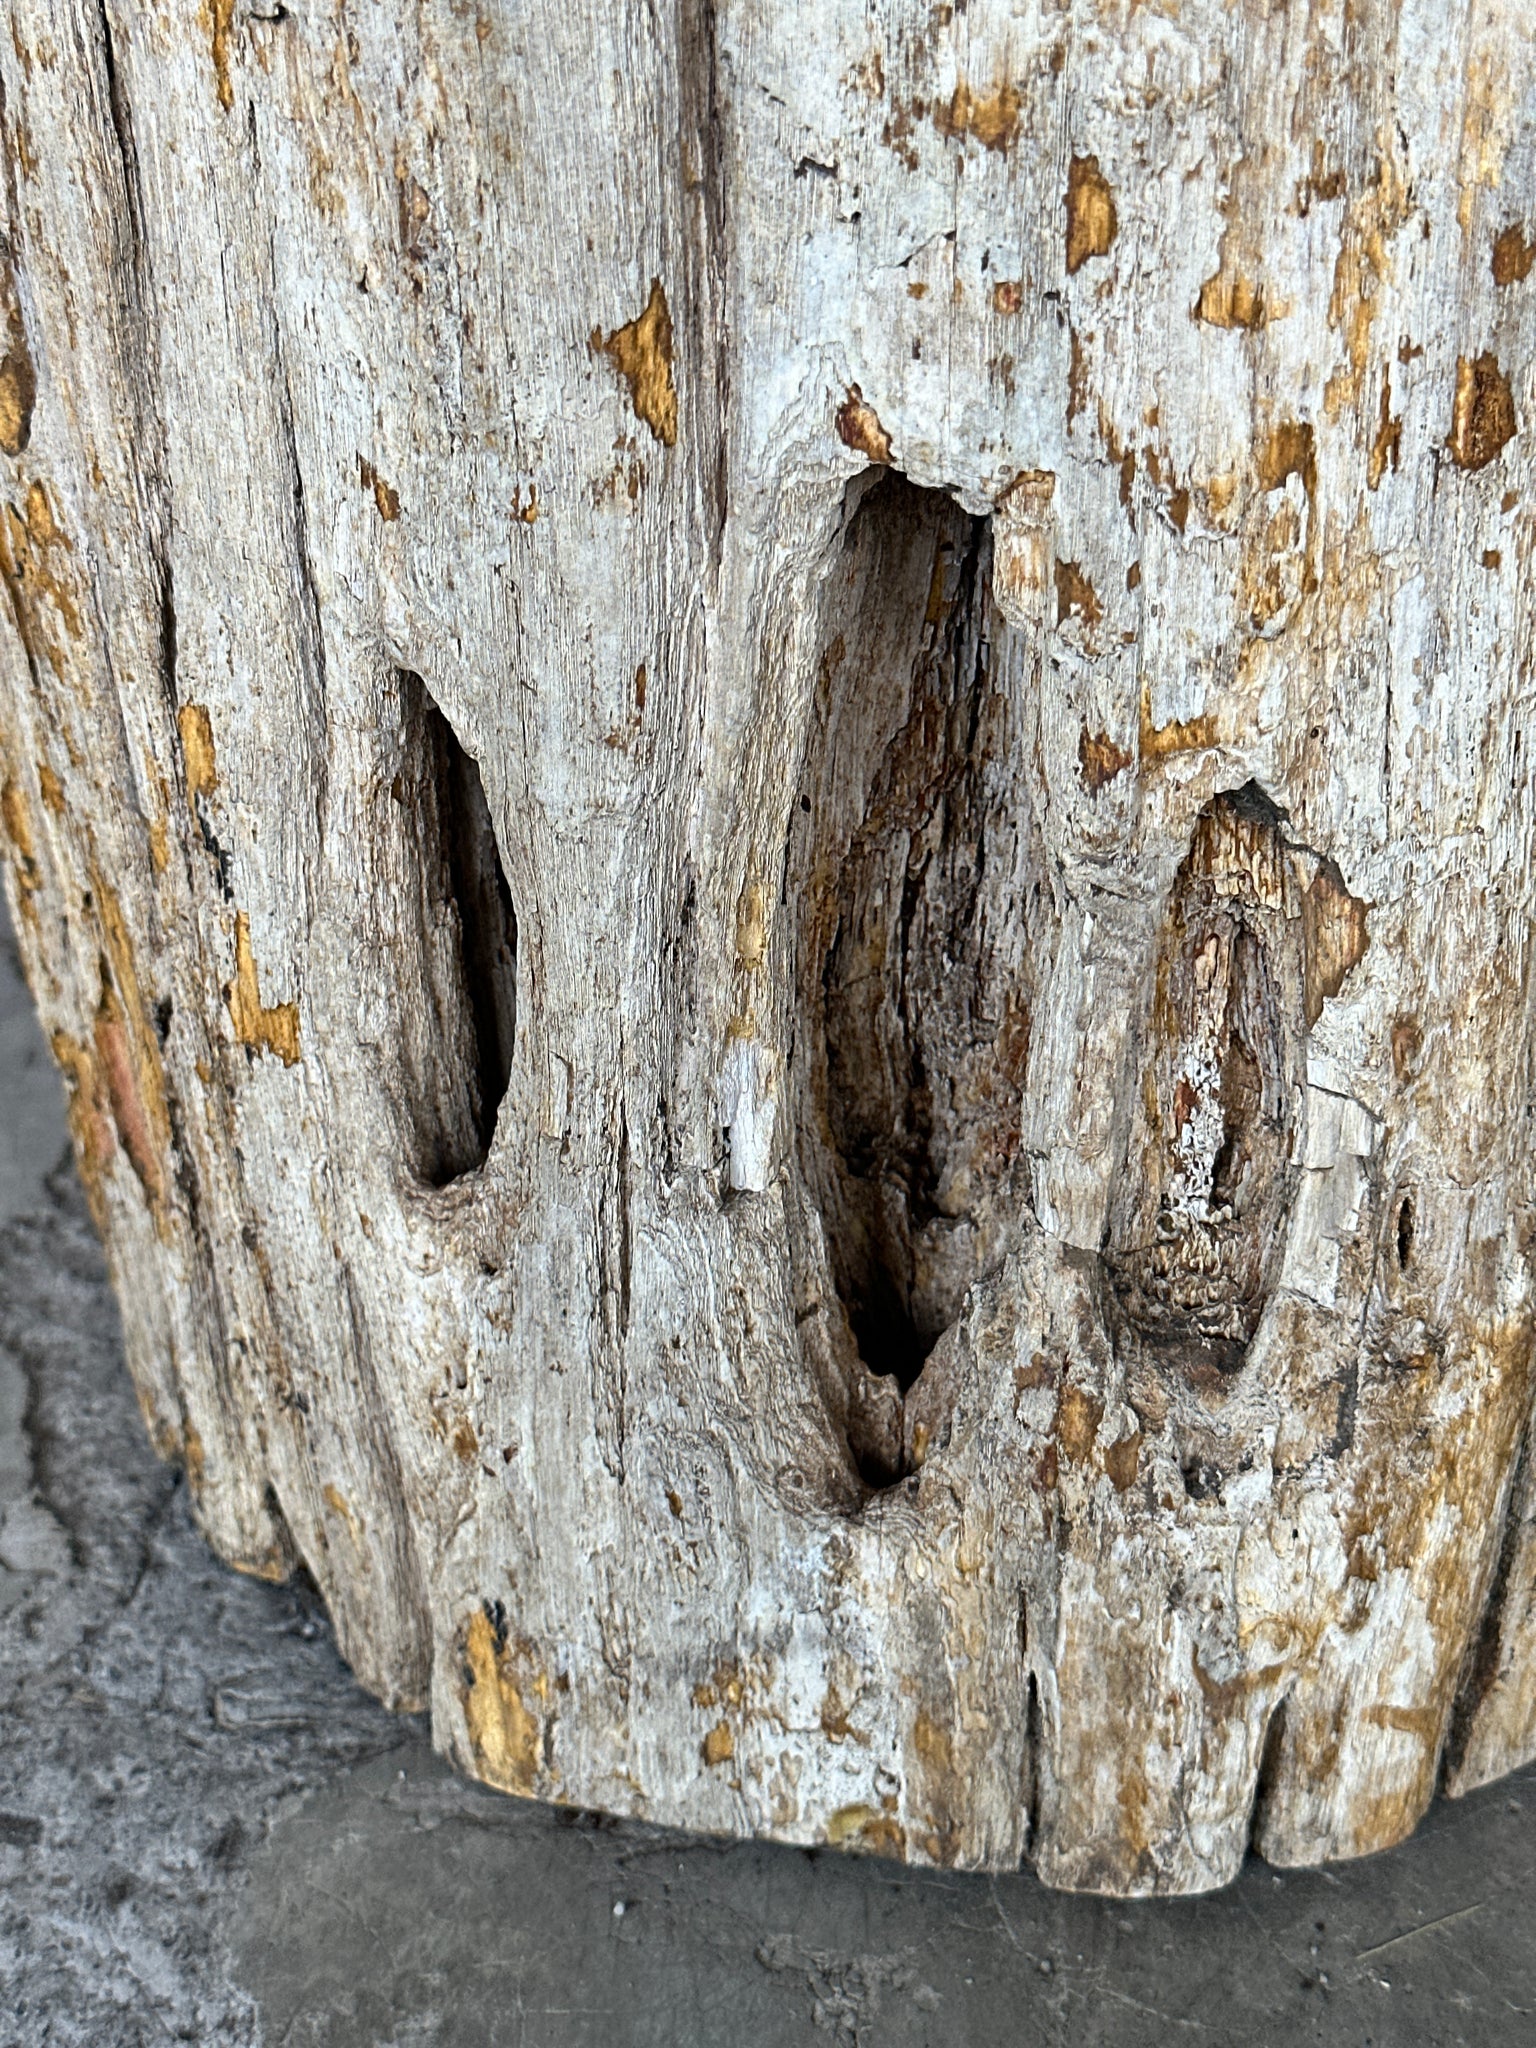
top-left (1, 0), bottom-right (1535, 1893)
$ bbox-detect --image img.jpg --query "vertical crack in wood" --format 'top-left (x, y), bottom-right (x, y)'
top-left (397, 672), bottom-right (517, 1186)
top-left (1248, 1694), bottom-right (1291, 1849)
top-left (88, 5), bottom-right (180, 731)
top-left (155, 551), bottom-right (179, 723)
top-left (335, 1265), bottom-right (431, 1708)
top-left (675, 0), bottom-right (729, 566)
top-left (267, 302), bottom-right (329, 853)
top-left (1022, 1666), bottom-right (1043, 1859)
top-left (1442, 1419), bottom-right (1532, 1786)
top-left (94, 3), bottom-right (143, 276)
top-left (792, 473), bottom-right (1041, 1489)
top-left (595, 1087), bottom-right (633, 1481)
top-left (617, 1099), bottom-right (632, 1341)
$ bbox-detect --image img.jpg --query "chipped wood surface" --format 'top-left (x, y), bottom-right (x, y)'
top-left (1, 0), bottom-right (1535, 1895)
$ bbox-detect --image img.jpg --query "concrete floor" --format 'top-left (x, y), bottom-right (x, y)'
top-left (2, 895), bottom-right (1535, 2048)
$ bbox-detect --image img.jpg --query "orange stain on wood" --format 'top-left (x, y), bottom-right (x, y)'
top-left (92, 985), bottom-right (167, 1211)
top-left (321, 1482), bottom-right (365, 1544)
top-left (1294, 146), bottom-right (1346, 217)
top-left (835, 384), bottom-right (892, 463)
top-left (825, 1803), bottom-right (907, 1857)
top-left (228, 911), bottom-right (301, 1065)
top-left (89, 863), bottom-right (174, 1230)
top-left (1493, 223), bottom-right (1535, 285)
top-left (1365, 1701), bottom-right (1443, 1739)
top-left (461, 1607), bottom-right (547, 1796)
top-left (1323, 150), bottom-right (1410, 419)
top-left (1447, 352), bottom-right (1516, 471)
top-left (180, 1420), bottom-right (206, 1495)
top-left (1078, 727), bottom-right (1132, 792)
top-left (358, 456), bottom-right (401, 522)
top-left (1191, 1652), bottom-right (1288, 1720)
top-left (1014, 1355), bottom-right (1055, 1395)
top-left (51, 1028), bottom-right (115, 1224)
top-left (199, 0), bottom-right (236, 111)
top-left (933, 79), bottom-right (1021, 154)
top-left (1368, 377), bottom-right (1402, 490)
top-left (1056, 1385), bottom-right (1103, 1463)
top-left (1116, 1769), bottom-right (1150, 1860)
top-left (50, 881), bottom-right (174, 1239)
top-left (0, 481), bottom-right (83, 685)
top-left (1054, 558), bottom-right (1102, 628)
top-left (913, 1708), bottom-right (952, 1773)
top-left (0, 306), bottom-right (35, 457)
top-left (1138, 684), bottom-right (1219, 763)
top-left (1195, 269), bottom-right (1266, 330)
top-left (1257, 419), bottom-right (1317, 499)
top-left (1301, 863), bottom-right (1370, 1026)
top-left (593, 279), bottom-right (677, 448)
top-left (0, 773), bottom-right (39, 918)
top-left (177, 703), bottom-right (217, 810)
top-left (1103, 1430), bottom-right (1143, 1492)
top-left (1066, 154), bottom-right (1117, 274)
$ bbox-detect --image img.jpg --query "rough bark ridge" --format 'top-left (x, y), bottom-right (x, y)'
top-left (0, 0), bottom-right (1534, 1894)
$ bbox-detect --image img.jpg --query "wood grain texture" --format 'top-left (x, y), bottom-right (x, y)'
top-left (0, 0), bottom-right (1534, 1893)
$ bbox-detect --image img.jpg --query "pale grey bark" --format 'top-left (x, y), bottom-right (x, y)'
top-left (1, 0), bottom-right (1535, 1894)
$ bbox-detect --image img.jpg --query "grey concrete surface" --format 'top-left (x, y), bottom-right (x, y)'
top-left (0, 905), bottom-right (65, 1227)
top-left (3, 888), bottom-right (1535, 2048)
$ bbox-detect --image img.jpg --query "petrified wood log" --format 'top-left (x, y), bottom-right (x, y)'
top-left (1, 0), bottom-right (1534, 1895)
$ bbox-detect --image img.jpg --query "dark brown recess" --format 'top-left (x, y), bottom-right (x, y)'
top-left (791, 473), bottom-right (1043, 1486)
top-left (1106, 785), bottom-right (1368, 1380)
top-left (395, 671), bottom-right (517, 1185)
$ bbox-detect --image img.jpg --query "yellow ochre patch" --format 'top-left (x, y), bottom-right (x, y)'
top-left (1066, 154), bottom-right (1117, 275)
top-left (460, 1607), bottom-right (549, 1797)
top-left (177, 704), bottom-right (218, 811)
top-left (200, 0), bottom-right (236, 111)
top-left (932, 79), bottom-right (1020, 154)
top-left (228, 912), bottom-right (301, 1065)
top-left (593, 279), bottom-right (677, 447)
